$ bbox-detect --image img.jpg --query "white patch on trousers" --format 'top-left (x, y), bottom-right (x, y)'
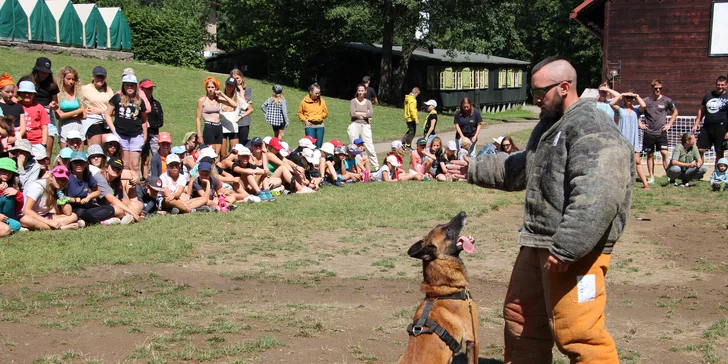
top-left (576, 274), bottom-right (596, 303)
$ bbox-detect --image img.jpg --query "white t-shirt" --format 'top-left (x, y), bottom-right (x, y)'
top-left (372, 165), bottom-right (392, 182)
top-left (160, 172), bottom-right (189, 194)
top-left (23, 179), bottom-right (52, 216)
top-left (89, 165), bottom-right (101, 175)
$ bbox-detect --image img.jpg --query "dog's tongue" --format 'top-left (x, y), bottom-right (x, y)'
top-left (459, 236), bottom-right (475, 254)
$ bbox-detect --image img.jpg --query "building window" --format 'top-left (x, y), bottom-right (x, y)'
top-left (427, 67), bottom-right (490, 90)
top-left (497, 69), bottom-right (507, 89)
top-left (513, 70), bottom-right (522, 88)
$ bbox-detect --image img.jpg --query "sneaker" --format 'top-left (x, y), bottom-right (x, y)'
top-left (322, 180), bottom-right (332, 187)
top-left (101, 218), bottom-right (121, 226)
top-left (345, 179), bottom-right (357, 184)
top-left (193, 206), bottom-right (212, 213)
top-left (121, 215), bottom-right (134, 225)
top-left (270, 189), bottom-right (281, 197)
top-left (19, 227), bottom-right (28, 232)
top-left (647, 177), bottom-right (655, 184)
top-left (170, 208), bottom-right (180, 215)
top-left (266, 190), bottom-right (277, 201)
top-left (228, 204), bottom-right (237, 211)
top-left (77, 220), bottom-right (86, 229)
top-left (683, 182), bottom-right (693, 188)
top-left (333, 180), bottom-right (345, 187)
top-left (244, 195), bottom-right (262, 203)
top-left (257, 190), bottom-right (270, 202)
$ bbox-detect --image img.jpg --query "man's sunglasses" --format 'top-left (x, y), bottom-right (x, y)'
top-left (653, 87), bottom-right (662, 90)
top-left (530, 80), bottom-right (572, 99)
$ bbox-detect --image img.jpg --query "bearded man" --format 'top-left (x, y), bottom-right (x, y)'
top-left (448, 57), bottom-right (634, 363)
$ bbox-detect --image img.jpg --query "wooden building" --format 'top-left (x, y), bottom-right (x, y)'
top-left (571, 0), bottom-right (728, 114)
top-left (338, 43), bottom-right (529, 111)
top-left (205, 43), bottom-right (530, 111)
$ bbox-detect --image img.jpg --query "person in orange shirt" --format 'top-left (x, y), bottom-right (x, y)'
top-left (297, 83), bottom-right (328, 148)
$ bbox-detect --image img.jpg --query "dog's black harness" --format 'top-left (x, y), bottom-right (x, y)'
top-left (406, 289), bottom-right (471, 353)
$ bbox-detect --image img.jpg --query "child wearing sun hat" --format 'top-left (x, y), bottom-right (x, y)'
top-left (0, 157), bottom-right (23, 235)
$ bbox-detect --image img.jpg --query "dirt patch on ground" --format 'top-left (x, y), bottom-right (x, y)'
top-left (1, 205), bottom-right (727, 363)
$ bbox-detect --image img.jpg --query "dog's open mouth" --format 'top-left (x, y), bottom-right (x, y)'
top-left (456, 236), bottom-right (476, 254)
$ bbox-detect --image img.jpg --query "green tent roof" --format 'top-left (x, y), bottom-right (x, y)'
top-left (98, 7), bottom-right (131, 51)
top-left (0, 0), bottom-right (28, 41)
top-left (45, 0), bottom-right (82, 46)
top-left (73, 3), bottom-right (106, 48)
top-left (18, 0), bottom-right (55, 43)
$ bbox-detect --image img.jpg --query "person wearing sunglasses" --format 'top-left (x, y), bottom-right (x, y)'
top-left (597, 82), bottom-right (620, 122)
top-left (642, 79), bottom-right (678, 184)
top-left (447, 57), bottom-right (633, 363)
top-left (610, 91), bottom-right (650, 189)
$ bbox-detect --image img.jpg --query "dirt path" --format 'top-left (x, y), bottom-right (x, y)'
top-left (373, 120), bottom-right (537, 154)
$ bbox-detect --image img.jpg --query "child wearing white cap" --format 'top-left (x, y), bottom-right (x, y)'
top-left (435, 140), bottom-right (460, 181)
top-left (372, 155), bottom-right (401, 182)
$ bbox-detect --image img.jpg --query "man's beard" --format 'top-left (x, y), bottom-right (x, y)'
top-left (539, 93), bottom-right (565, 124)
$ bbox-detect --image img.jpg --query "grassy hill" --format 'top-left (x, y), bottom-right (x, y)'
top-left (0, 48), bottom-right (534, 147)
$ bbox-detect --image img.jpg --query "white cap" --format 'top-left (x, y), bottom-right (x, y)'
top-left (263, 136), bottom-right (272, 145)
top-left (320, 142), bottom-right (335, 155)
top-left (66, 130), bottom-right (84, 141)
top-left (105, 134), bottom-right (120, 143)
top-left (447, 140), bottom-right (458, 151)
top-left (17, 81), bottom-right (37, 94)
top-left (312, 149), bottom-right (321, 165)
top-left (386, 155), bottom-right (401, 167)
top-left (231, 144), bottom-right (245, 155)
top-left (281, 141), bottom-right (289, 151)
top-left (31, 144), bottom-right (48, 160)
top-left (165, 154), bottom-right (181, 165)
top-left (237, 146), bottom-right (252, 156)
top-left (199, 146), bottom-right (218, 160)
top-left (121, 74), bottom-right (137, 84)
top-left (298, 138), bottom-right (315, 150)
top-left (391, 140), bottom-right (403, 150)
top-left (493, 136), bottom-right (505, 144)
top-left (302, 148), bottom-right (316, 163)
top-left (280, 149), bottom-right (289, 157)
top-left (424, 99), bottom-right (437, 108)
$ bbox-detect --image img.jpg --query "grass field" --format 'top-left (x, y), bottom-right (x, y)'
top-left (2, 49), bottom-right (726, 363)
top-left (0, 48), bottom-right (535, 148)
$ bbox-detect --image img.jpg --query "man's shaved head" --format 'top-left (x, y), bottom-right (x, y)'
top-left (532, 57), bottom-right (577, 86)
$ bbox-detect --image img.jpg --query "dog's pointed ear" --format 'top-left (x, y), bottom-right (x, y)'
top-left (408, 240), bottom-right (435, 261)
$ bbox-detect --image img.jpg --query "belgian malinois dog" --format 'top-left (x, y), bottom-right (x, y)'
top-left (398, 211), bottom-right (478, 364)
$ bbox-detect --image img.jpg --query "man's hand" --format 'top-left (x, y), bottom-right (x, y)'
top-left (446, 160), bottom-right (469, 180)
top-left (472, 136), bottom-right (478, 144)
top-left (598, 85), bottom-right (611, 92)
top-left (544, 254), bottom-right (569, 272)
top-left (662, 124), bottom-right (671, 131)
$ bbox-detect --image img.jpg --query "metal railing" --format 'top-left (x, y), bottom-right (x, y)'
top-left (638, 116), bottom-right (716, 165)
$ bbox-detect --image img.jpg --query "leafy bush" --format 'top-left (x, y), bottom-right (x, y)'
top-left (92, 0), bottom-right (210, 68)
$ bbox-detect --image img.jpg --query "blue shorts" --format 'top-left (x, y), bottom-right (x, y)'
top-left (45, 109), bottom-right (58, 137)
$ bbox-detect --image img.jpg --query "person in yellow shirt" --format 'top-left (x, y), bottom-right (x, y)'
top-left (401, 87), bottom-right (420, 149)
top-left (297, 83), bottom-right (328, 148)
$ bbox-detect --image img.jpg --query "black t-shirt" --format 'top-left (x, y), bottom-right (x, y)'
top-left (424, 111), bottom-right (437, 135)
top-left (34, 78), bottom-right (59, 107)
top-left (365, 86), bottom-right (377, 102)
top-left (287, 147), bottom-right (305, 167)
top-left (702, 91), bottom-right (728, 130)
top-left (109, 94), bottom-right (146, 137)
top-left (453, 109), bottom-right (482, 138)
top-left (192, 176), bottom-right (221, 199)
top-left (147, 97), bottom-right (164, 133)
top-left (0, 102), bottom-right (25, 126)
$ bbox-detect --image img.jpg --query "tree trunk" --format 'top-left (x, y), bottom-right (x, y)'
top-left (394, 40), bottom-right (416, 102)
top-left (378, 0), bottom-right (395, 104)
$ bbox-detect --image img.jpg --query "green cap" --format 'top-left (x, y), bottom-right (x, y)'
top-left (0, 157), bottom-right (18, 174)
